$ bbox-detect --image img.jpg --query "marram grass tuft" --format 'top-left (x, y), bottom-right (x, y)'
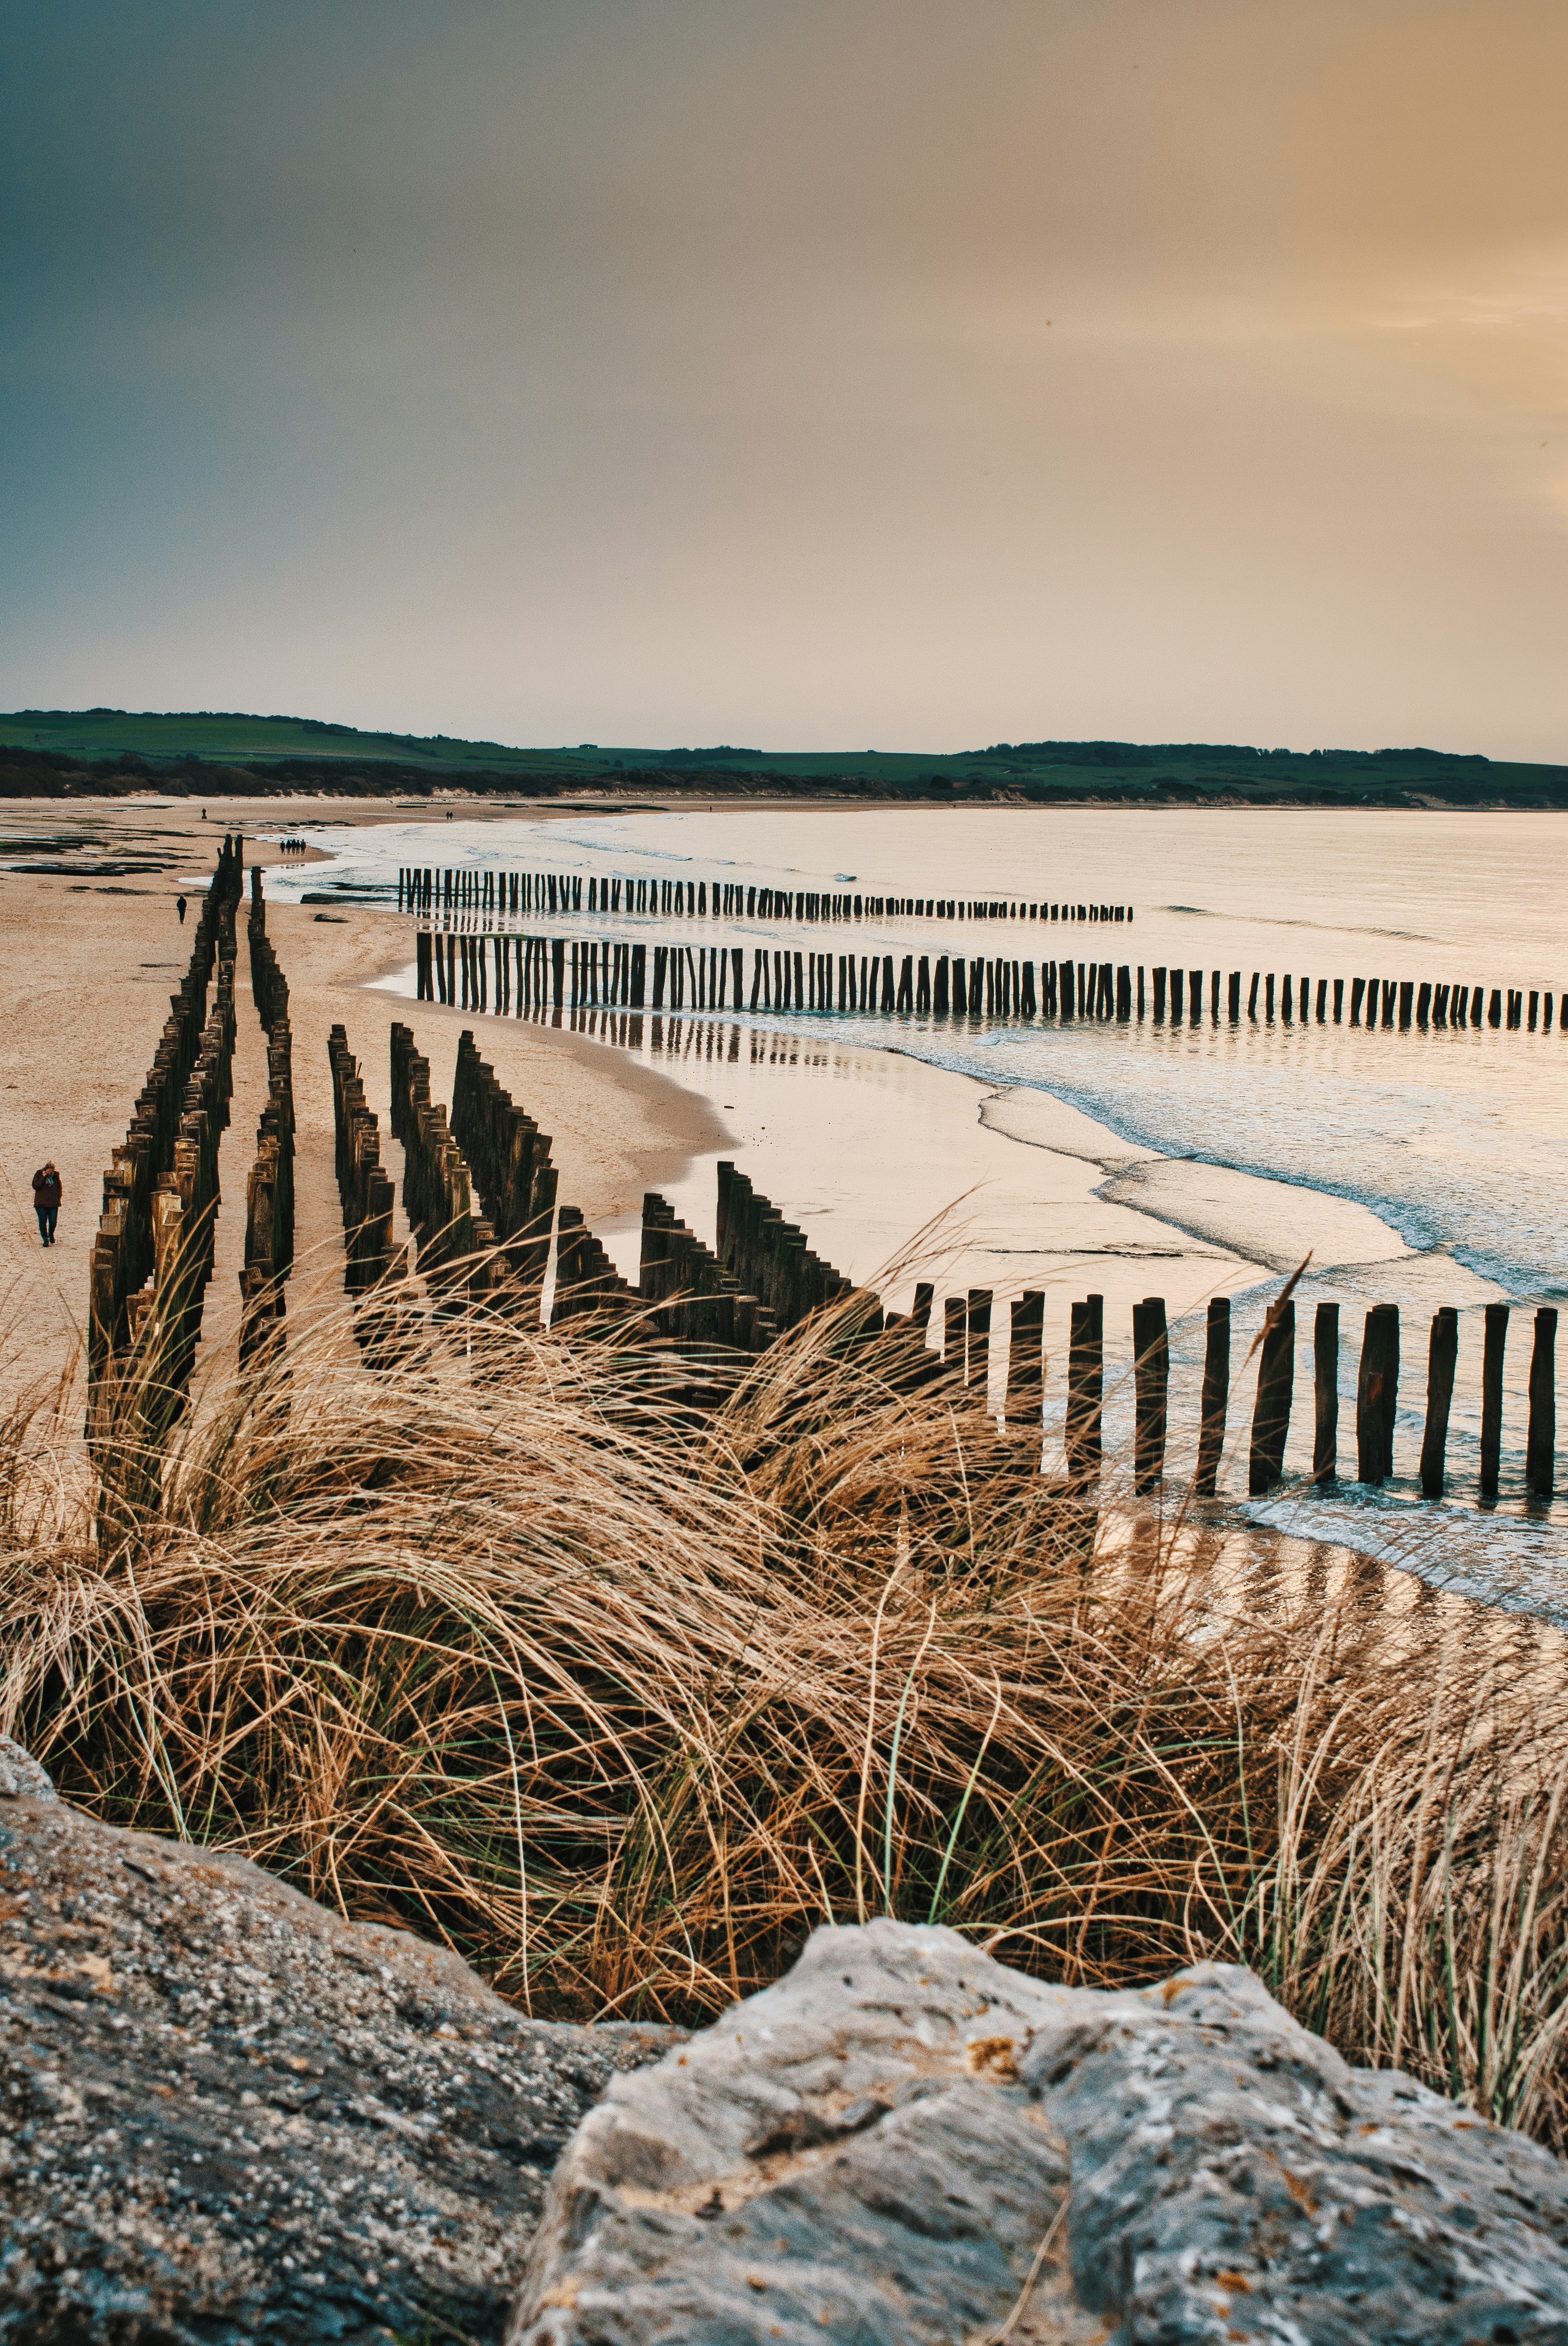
top-left (5, 1275), bottom-right (1568, 2147)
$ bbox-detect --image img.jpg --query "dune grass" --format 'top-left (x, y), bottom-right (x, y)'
top-left (4, 1276), bottom-right (1568, 2147)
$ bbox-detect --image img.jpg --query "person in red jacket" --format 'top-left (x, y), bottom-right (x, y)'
top-left (32, 1163), bottom-right (61, 1247)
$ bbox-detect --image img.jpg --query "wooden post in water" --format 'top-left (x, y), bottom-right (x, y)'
top-left (1132, 1295), bottom-right (1169, 1494)
top-left (1420, 1306), bottom-right (1459, 1498)
top-left (1066, 1294), bottom-right (1104, 1485)
top-left (1356, 1304), bottom-right (1398, 1483)
top-left (1480, 1301), bottom-right (1509, 1500)
top-left (1527, 1306), bottom-right (1557, 1498)
top-left (1312, 1301), bottom-right (1338, 1482)
top-left (1195, 1297), bottom-right (1230, 1495)
top-left (1005, 1289), bottom-right (1045, 1426)
top-left (1376, 1304), bottom-right (1399, 1474)
top-left (1248, 1298), bottom-right (1295, 1494)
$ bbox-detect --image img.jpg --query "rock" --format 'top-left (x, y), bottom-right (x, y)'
top-left (0, 1737), bottom-right (56, 1805)
top-left (511, 1917), bottom-right (1568, 2345)
top-left (0, 1747), bottom-right (678, 2343)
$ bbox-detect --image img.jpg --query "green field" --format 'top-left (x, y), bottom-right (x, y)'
top-left (2, 707), bottom-right (1565, 803)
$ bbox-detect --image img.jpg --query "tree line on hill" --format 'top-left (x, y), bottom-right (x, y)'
top-left (3, 738), bottom-right (1565, 807)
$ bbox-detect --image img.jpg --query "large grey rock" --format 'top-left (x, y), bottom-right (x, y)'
top-left (511, 1916), bottom-right (1568, 2344)
top-left (0, 1740), bottom-right (676, 2343)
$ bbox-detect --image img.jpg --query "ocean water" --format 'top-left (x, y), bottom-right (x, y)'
top-left (266, 803), bottom-right (1568, 1595)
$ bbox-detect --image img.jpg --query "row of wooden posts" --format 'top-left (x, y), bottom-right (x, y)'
top-left (398, 865), bottom-right (1133, 929)
top-left (87, 840), bottom-right (245, 1472)
top-left (959, 1286), bottom-right (1557, 1502)
top-left (333, 1028), bottom-right (866, 1358)
top-left (238, 870), bottom-right (296, 1364)
top-left (414, 928), bottom-right (1564, 1037)
top-left (1148, 968), bottom-right (1562, 1033)
top-left (334, 1019), bottom-right (1557, 1501)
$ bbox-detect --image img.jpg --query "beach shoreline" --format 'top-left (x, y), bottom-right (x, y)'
top-left (3, 798), bottom-right (1547, 1560)
top-left (0, 791), bottom-right (1419, 1375)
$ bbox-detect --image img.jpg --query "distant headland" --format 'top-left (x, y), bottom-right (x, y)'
top-left (2, 707), bottom-right (1564, 806)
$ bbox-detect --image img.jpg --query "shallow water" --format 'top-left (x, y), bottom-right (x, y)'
top-left (266, 804), bottom-right (1568, 1580)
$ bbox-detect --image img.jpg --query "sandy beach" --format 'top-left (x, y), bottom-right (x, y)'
top-left (0, 798), bottom-right (724, 1402)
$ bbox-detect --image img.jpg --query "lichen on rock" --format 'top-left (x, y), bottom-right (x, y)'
top-left (511, 1917), bottom-right (1568, 2345)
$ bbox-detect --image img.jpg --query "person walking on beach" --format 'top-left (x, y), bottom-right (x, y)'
top-left (176, 893), bottom-right (187, 925)
top-left (32, 1163), bottom-right (61, 1248)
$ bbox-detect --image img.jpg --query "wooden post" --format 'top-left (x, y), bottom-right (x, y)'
top-left (1527, 1306), bottom-right (1557, 1498)
top-left (1066, 1294), bottom-right (1104, 1484)
top-left (1005, 1289), bottom-right (1045, 1426)
top-left (1248, 1298), bottom-right (1295, 1494)
top-left (1312, 1301), bottom-right (1338, 1482)
top-left (1132, 1295), bottom-right (1168, 1493)
top-left (1420, 1306), bottom-right (1459, 1498)
top-left (1196, 1297), bottom-right (1229, 1495)
top-left (1227, 971), bottom-right (1241, 1020)
top-left (944, 1294), bottom-right (966, 1381)
top-left (1480, 1301), bottom-right (1508, 1499)
top-left (1374, 1301), bottom-right (1401, 1478)
top-left (1356, 1304), bottom-right (1399, 1484)
top-left (967, 1288), bottom-right (992, 1406)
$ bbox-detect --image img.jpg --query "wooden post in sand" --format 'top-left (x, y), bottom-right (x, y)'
top-left (1195, 1298), bottom-right (1230, 1496)
top-left (1420, 1306), bottom-right (1459, 1498)
top-left (1131, 1296), bottom-right (1168, 1493)
top-left (1312, 1302), bottom-right (1339, 1482)
top-left (1005, 1290), bottom-right (1045, 1426)
top-left (967, 1288), bottom-right (992, 1406)
top-left (944, 1294), bottom-right (966, 1382)
top-left (1066, 1294), bottom-right (1104, 1484)
top-left (1480, 1301), bottom-right (1509, 1500)
top-left (1527, 1306), bottom-right (1557, 1498)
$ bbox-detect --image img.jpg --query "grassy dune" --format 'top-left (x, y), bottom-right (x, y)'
top-left (6, 1283), bottom-right (1568, 2146)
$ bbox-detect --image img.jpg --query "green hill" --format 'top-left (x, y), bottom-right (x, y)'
top-left (2, 709), bottom-right (1565, 805)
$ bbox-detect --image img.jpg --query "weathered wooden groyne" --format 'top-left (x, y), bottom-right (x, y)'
top-left (327, 1026), bottom-right (405, 1297)
top-left (447, 1031), bottom-right (558, 1310)
top-left (413, 931), bottom-right (1562, 1036)
top-left (238, 871), bottom-right (295, 1363)
top-left (88, 839), bottom-right (244, 1470)
top-left (354, 1037), bottom-right (1560, 1505)
top-left (387, 1024), bottom-right (509, 1309)
top-left (399, 865), bottom-right (1134, 928)
top-left (984, 1281), bottom-right (1555, 1507)
top-left (368, 1036), bottom-right (867, 1361)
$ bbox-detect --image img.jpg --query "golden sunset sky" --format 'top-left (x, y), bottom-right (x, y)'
top-left (2, 2), bottom-right (1563, 756)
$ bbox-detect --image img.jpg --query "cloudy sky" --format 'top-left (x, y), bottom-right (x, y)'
top-left (2, 2), bottom-right (1564, 756)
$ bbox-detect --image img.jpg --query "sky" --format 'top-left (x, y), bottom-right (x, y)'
top-left (2, 1), bottom-right (1565, 759)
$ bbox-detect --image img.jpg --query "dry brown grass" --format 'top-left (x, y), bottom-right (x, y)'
top-left (5, 1274), bottom-right (1568, 2146)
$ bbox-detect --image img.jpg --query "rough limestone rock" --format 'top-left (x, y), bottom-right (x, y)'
top-left (0, 1738), bottom-right (677, 2343)
top-left (511, 1916), bottom-right (1568, 2345)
